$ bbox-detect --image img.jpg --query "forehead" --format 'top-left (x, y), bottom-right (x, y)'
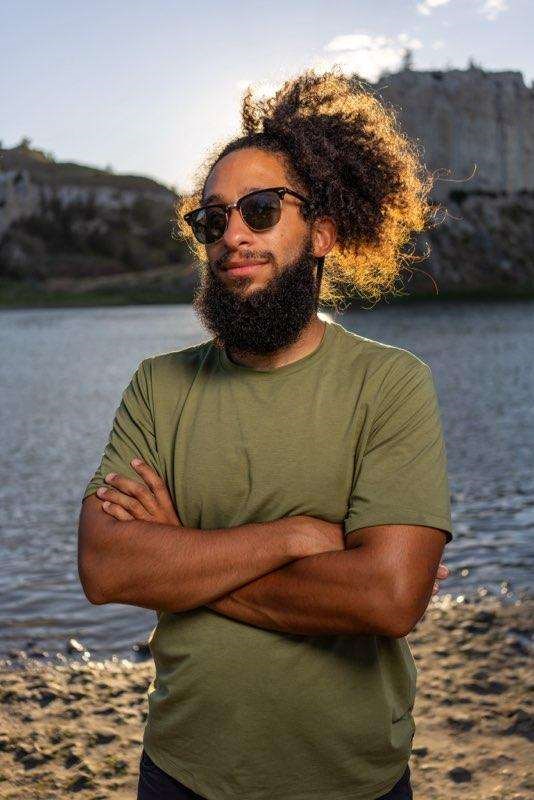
top-left (202, 148), bottom-right (289, 204)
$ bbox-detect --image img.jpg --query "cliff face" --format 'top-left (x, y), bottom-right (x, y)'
top-left (0, 170), bottom-right (41, 239)
top-left (2, 64), bottom-right (534, 299)
top-left (407, 191), bottom-right (534, 296)
top-left (0, 145), bottom-right (187, 280)
top-left (365, 65), bottom-right (534, 200)
top-left (345, 65), bottom-right (534, 295)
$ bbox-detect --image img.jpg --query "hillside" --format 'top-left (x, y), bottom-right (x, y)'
top-left (1, 113), bottom-right (534, 305)
top-left (0, 142), bottom-right (190, 283)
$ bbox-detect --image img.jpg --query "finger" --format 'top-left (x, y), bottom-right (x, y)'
top-left (103, 473), bottom-right (158, 515)
top-left (102, 500), bottom-right (135, 521)
top-left (97, 486), bottom-right (153, 521)
top-left (437, 564), bottom-right (449, 579)
top-left (131, 459), bottom-right (179, 517)
top-left (130, 459), bottom-right (165, 495)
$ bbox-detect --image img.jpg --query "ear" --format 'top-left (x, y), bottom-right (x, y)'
top-left (311, 216), bottom-right (337, 258)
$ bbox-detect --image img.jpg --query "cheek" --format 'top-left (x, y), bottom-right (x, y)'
top-left (261, 227), bottom-right (296, 262)
top-left (206, 245), bottom-right (221, 266)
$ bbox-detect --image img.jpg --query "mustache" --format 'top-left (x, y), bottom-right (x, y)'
top-left (216, 252), bottom-right (273, 270)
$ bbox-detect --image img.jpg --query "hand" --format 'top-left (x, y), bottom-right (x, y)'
top-left (292, 515), bottom-right (346, 557)
top-left (96, 458), bottom-right (182, 527)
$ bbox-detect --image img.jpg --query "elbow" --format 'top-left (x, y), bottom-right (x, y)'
top-left (378, 619), bottom-right (411, 639)
top-left (386, 599), bottom-right (425, 639)
top-left (77, 549), bottom-right (112, 605)
top-left (78, 562), bottom-right (108, 605)
top-left (77, 497), bottom-right (119, 605)
top-left (83, 585), bottom-right (108, 606)
top-left (388, 618), bottom-right (417, 639)
top-left (370, 587), bottom-right (419, 639)
top-left (374, 574), bottom-right (431, 638)
top-left (379, 613), bottom-right (414, 639)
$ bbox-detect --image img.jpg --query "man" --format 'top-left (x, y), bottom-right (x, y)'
top-left (78, 70), bottom-right (453, 800)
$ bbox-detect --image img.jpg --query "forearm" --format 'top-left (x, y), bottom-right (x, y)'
top-left (206, 547), bottom-right (399, 637)
top-left (83, 514), bottom-right (307, 612)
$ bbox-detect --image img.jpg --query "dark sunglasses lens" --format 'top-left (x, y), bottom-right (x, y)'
top-left (241, 191), bottom-right (281, 230)
top-left (191, 207), bottom-right (227, 244)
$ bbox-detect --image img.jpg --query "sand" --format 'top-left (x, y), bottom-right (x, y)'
top-left (0, 594), bottom-right (532, 800)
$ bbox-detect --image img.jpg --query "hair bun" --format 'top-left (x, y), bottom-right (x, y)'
top-left (262, 118), bottom-right (283, 136)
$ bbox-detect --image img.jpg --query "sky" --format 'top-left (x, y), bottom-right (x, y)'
top-left (1, 0), bottom-right (532, 194)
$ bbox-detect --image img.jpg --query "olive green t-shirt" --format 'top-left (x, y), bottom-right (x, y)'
top-left (83, 318), bottom-right (453, 800)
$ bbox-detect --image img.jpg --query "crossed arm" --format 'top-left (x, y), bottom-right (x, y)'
top-left (80, 460), bottom-right (448, 638)
top-left (202, 525), bottom-right (445, 637)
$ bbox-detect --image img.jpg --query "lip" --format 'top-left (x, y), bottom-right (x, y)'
top-left (222, 260), bottom-right (269, 276)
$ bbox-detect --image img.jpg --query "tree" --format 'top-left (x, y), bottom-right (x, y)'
top-left (467, 56), bottom-right (482, 70)
top-left (401, 48), bottom-right (414, 71)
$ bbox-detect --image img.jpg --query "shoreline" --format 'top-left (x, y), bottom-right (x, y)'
top-left (1, 277), bottom-right (534, 310)
top-left (0, 594), bottom-right (532, 799)
top-left (1, 587), bottom-right (531, 672)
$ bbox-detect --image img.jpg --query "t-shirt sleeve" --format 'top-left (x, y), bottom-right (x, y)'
top-left (82, 358), bottom-right (161, 501)
top-left (344, 354), bottom-right (453, 544)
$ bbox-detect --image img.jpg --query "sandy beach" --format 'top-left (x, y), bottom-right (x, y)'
top-left (0, 594), bottom-right (532, 800)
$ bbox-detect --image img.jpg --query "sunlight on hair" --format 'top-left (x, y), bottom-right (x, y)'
top-left (173, 66), bottom-right (439, 310)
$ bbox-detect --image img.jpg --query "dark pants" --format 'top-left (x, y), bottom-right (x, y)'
top-left (137, 748), bottom-right (413, 799)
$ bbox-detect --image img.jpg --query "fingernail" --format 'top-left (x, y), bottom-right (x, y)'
top-left (105, 472), bottom-right (116, 481)
top-left (131, 459), bottom-right (142, 466)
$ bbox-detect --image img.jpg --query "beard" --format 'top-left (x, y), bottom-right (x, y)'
top-left (192, 234), bottom-right (321, 356)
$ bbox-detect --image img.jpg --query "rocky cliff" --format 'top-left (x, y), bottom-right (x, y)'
top-left (407, 190), bottom-right (534, 296)
top-left (362, 64), bottom-right (534, 200)
top-left (2, 62), bottom-right (534, 301)
top-left (0, 144), bottom-right (188, 281)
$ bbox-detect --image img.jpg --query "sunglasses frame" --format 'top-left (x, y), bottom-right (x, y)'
top-left (183, 186), bottom-right (311, 244)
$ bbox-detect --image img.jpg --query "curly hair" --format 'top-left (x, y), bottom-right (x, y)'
top-left (174, 65), bottom-right (437, 308)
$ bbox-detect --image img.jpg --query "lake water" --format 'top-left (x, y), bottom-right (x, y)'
top-left (0, 300), bottom-right (532, 660)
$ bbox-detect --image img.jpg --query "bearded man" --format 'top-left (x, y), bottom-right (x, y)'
top-left (79, 68), bottom-right (453, 800)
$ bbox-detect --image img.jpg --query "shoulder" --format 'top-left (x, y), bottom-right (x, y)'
top-left (131, 339), bottom-right (216, 414)
top-left (330, 320), bottom-right (432, 388)
top-left (138, 338), bottom-right (215, 383)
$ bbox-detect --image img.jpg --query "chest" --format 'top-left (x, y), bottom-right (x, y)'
top-left (166, 372), bottom-right (368, 531)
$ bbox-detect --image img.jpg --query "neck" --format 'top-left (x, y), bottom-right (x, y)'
top-left (225, 315), bottom-right (326, 372)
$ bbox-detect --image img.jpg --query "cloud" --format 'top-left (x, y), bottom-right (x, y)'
top-left (235, 79), bottom-right (282, 99)
top-left (235, 69), bottom-right (313, 104)
top-left (313, 32), bottom-right (423, 82)
top-left (416, 0), bottom-right (451, 15)
top-left (479, 0), bottom-right (508, 20)
top-left (416, 0), bottom-right (508, 20)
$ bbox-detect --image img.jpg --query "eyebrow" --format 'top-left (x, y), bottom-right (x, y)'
top-left (201, 186), bottom-right (268, 205)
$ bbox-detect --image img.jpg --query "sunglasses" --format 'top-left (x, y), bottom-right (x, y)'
top-left (183, 186), bottom-right (311, 245)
